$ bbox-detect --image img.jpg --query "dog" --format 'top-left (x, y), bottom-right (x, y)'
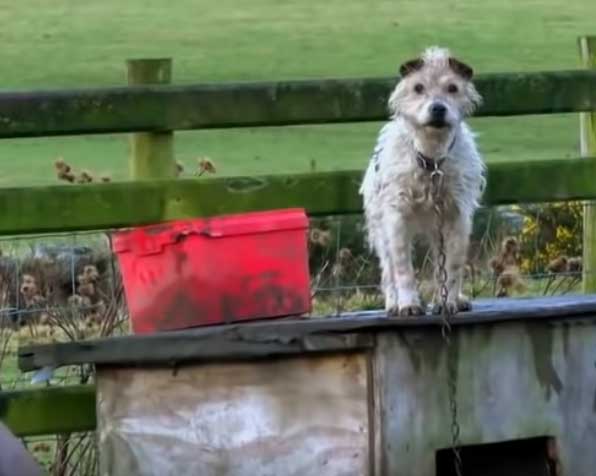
top-left (360, 46), bottom-right (486, 317)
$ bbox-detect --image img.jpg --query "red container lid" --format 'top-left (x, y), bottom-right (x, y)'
top-left (113, 208), bottom-right (308, 256)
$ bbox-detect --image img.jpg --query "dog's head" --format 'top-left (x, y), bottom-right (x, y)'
top-left (388, 47), bottom-right (481, 130)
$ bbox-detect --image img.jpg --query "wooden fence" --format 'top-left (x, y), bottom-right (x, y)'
top-left (1, 36), bottom-right (596, 437)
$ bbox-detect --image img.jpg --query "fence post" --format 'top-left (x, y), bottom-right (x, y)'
top-left (579, 37), bottom-right (596, 292)
top-left (126, 58), bottom-right (176, 179)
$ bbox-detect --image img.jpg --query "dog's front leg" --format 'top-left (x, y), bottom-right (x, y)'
top-left (378, 245), bottom-right (399, 313)
top-left (384, 210), bottom-right (423, 317)
top-left (433, 215), bottom-right (472, 314)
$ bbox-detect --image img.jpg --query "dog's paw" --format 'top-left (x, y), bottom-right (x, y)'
top-left (387, 305), bottom-right (400, 318)
top-left (385, 298), bottom-right (399, 315)
top-left (394, 304), bottom-right (425, 318)
top-left (456, 295), bottom-right (472, 312)
top-left (432, 301), bottom-right (459, 316)
top-left (432, 296), bottom-right (472, 315)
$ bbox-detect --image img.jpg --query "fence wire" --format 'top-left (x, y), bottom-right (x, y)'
top-left (22, 432), bottom-right (97, 476)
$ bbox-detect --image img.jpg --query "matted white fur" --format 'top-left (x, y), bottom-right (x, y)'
top-left (360, 47), bottom-right (486, 317)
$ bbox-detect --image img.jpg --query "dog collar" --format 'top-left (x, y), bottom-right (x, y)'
top-left (415, 136), bottom-right (456, 172)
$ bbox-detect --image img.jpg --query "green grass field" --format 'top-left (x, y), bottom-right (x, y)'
top-left (0, 0), bottom-right (593, 185)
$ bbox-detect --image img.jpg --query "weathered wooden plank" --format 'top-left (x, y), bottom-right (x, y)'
top-left (18, 295), bottom-right (596, 372)
top-left (485, 157), bottom-right (596, 204)
top-left (0, 385), bottom-right (96, 436)
top-left (127, 58), bottom-right (177, 180)
top-left (0, 157), bottom-right (596, 235)
top-left (19, 332), bottom-right (374, 373)
top-left (0, 170), bottom-right (360, 234)
top-left (580, 37), bottom-right (596, 293)
top-left (97, 355), bottom-right (369, 475)
top-left (0, 70), bottom-right (594, 138)
top-left (375, 319), bottom-right (596, 475)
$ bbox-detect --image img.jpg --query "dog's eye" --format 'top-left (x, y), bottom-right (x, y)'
top-left (414, 83), bottom-right (424, 94)
top-left (447, 83), bottom-right (459, 94)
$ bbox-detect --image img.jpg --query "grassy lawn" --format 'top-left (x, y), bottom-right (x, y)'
top-left (0, 0), bottom-right (593, 185)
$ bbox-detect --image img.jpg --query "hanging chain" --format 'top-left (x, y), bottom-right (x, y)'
top-left (430, 165), bottom-right (463, 476)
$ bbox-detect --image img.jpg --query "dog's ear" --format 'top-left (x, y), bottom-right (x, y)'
top-left (399, 58), bottom-right (424, 77)
top-left (448, 57), bottom-right (474, 80)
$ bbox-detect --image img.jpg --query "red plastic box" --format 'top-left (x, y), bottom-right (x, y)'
top-left (112, 209), bottom-right (311, 334)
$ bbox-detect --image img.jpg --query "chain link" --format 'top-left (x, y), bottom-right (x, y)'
top-left (430, 165), bottom-right (463, 476)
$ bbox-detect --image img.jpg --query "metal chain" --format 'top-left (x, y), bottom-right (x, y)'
top-left (430, 165), bottom-right (464, 476)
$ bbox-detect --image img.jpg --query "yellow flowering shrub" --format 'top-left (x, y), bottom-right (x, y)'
top-left (516, 202), bottom-right (583, 273)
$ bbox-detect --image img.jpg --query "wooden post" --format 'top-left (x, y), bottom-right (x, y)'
top-left (579, 37), bottom-right (596, 292)
top-left (126, 58), bottom-right (176, 179)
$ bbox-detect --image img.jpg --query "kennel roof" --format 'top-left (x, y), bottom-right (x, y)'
top-left (18, 294), bottom-right (596, 372)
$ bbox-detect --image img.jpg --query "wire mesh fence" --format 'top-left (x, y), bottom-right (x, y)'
top-left (308, 203), bottom-right (585, 315)
top-left (22, 432), bottom-right (97, 476)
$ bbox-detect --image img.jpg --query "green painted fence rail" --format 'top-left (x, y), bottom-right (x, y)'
top-left (0, 69), bottom-right (595, 138)
top-left (0, 386), bottom-right (96, 437)
top-left (0, 157), bottom-right (594, 235)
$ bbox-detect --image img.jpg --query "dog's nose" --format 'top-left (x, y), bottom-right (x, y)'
top-left (430, 103), bottom-right (447, 117)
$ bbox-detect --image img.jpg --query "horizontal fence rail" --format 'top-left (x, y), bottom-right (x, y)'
top-left (0, 70), bottom-right (594, 138)
top-left (0, 157), bottom-right (595, 235)
top-left (0, 386), bottom-right (96, 437)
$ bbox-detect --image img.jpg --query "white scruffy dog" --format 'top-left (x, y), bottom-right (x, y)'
top-left (360, 47), bottom-right (486, 317)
